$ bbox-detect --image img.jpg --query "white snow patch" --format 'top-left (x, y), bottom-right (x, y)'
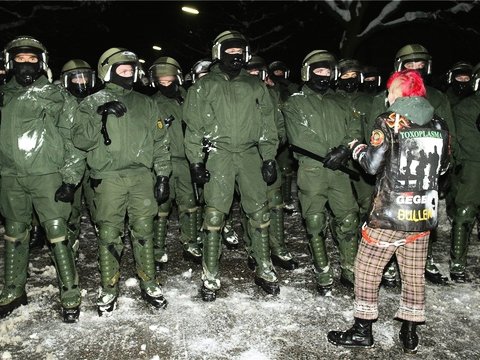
top-left (125, 277), bottom-right (139, 287)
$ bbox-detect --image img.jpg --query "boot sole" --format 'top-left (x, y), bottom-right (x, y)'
top-left (327, 338), bottom-right (375, 348)
top-left (271, 255), bottom-right (298, 270)
top-left (141, 290), bottom-right (168, 309)
top-left (63, 306), bottom-right (80, 323)
top-left (254, 277), bottom-right (280, 296)
top-left (97, 299), bottom-right (117, 316)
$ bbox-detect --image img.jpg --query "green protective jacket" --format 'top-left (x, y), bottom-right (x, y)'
top-left (0, 76), bottom-right (84, 185)
top-left (183, 65), bottom-right (278, 164)
top-left (267, 86), bottom-right (287, 145)
top-left (453, 92), bottom-right (480, 162)
top-left (151, 87), bottom-right (187, 160)
top-left (335, 89), bottom-right (374, 142)
top-left (369, 85), bottom-right (455, 155)
top-left (283, 86), bottom-right (362, 166)
top-left (72, 83), bottom-right (171, 178)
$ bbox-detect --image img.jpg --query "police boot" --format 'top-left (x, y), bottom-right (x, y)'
top-left (0, 227), bottom-right (29, 319)
top-left (132, 218), bottom-right (167, 309)
top-left (381, 261), bottom-right (398, 288)
top-left (327, 318), bottom-right (374, 348)
top-left (335, 213), bottom-right (359, 289)
top-left (306, 215), bottom-right (333, 295)
top-left (425, 230), bottom-right (448, 285)
top-left (249, 206), bottom-right (279, 296)
top-left (153, 211), bottom-right (169, 271)
top-left (29, 225), bottom-right (46, 249)
top-left (450, 205), bottom-right (475, 283)
top-left (97, 226), bottom-right (123, 316)
top-left (282, 173), bottom-right (295, 213)
top-left (399, 320), bottom-right (419, 354)
top-left (180, 209), bottom-right (202, 263)
top-left (222, 215), bottom-right (240, 249)
top-left (269, 206), bottom-right (298, 270)
top-left (44, 219), bottom-right (81, 323)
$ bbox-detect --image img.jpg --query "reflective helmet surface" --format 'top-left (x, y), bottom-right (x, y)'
top-left (149, 56), bottom-right (183, 85)
top-left (61, 59), bottom-right (95, 97)
top-left (301, 50), bottom-right (337, 82)
top-left (472, 62), bottom-right (480, 91)
top-left (211, 30), bottom-right (250, 62)
top-left (97, 47), bottom-right (139, 82)
top-left (246, 55), bottom-right (267, 80)
top-left (268, 60), bottom-right (290, 79)
top-left (4, 35), bottom-right (48, 71)
top-left (447, 61), bottom-right (472, 84)
top-left (394, 44), bottom-right (432, 73)
top-left (190, 59), bottom-right (212, 83)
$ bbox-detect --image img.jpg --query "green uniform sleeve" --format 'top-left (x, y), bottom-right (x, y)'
top-left (183, 82), bottom-right (207, 164)
top-left (152, 100), bottom-right (172, 177)
top-left (258, 83), bottom-right (278, 161)
top-left (71, 97), bottom-right (103, 152)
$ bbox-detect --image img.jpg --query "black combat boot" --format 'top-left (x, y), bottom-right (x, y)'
top-left (201, 285), bottom-right (216, 302)
top-left (399, 320), bottom-right (419, 354)
top-left (254, 276), bottom-right (280, 296)
top-left (327, 318), bottom-right (374, 348)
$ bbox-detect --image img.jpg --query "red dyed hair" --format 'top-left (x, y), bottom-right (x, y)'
top-left (386, 69), bottom-right (426, 97)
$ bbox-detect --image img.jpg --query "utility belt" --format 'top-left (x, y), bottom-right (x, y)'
top-left (361, 223), bottom-right (430, 248)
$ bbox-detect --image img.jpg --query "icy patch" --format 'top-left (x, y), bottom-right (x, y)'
top-left (182, 268), bottom-right (193, 279)
top-left (238, 349), bottom-right (269, 360)
top-left (125, 278), bottom-right (139, 287)
top-left (1, 352), bottom-right (12, 360)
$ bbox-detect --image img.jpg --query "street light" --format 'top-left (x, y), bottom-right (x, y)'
top-left (152, 45), bottom-right (162, 51)
top-left (182, 6), bottom-right (199, 15)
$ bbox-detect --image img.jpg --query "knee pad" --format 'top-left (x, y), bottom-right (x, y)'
top-left (336, 213), bottom-right (359, 235)
top-left (98, 224), bottom-right (122, 245)
top-left (247, 203), bottom-right (270, 229)
top-left (204, 207), bottom-right (225, 231)
top-left (43, 218), bottom-right (67, 244)
top-left (267, 188), bottom-right (283, 210)
top-left (305, 214), bottom-right (327, 236)
top-left (454, 205), bottom-right (478, 224)
top-left (4, 220), bottom-right (28, 241)
top-left (131, 217), bottom-right (154, 238)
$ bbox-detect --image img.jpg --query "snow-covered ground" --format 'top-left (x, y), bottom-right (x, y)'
top-left (1, 190), bottom-right (479, 360)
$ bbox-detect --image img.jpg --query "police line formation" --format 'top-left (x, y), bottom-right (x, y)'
top-left (0, 31), bottom-right (479, 355)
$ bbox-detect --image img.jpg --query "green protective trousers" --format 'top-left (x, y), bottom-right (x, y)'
top-left (277, 146), bottom-right (295, 204)
top-left (202, 207), bottom-right (225, 290)
top-left (305, 214), bottom-right (333, 286)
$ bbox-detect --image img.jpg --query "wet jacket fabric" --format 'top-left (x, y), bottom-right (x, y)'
top-left (151, 87), bottom-right (187, 160)
top-left (183, 64), bottom-right (278, 164)
top-left (72, 82), bottom-right (171, 179)
top-left (355, 97), bottom-right (450, 231)
top-left (0, 76), bottom-right (84, 184)
top-left (453, 92), bottom-right (480, 162)
top-left (284, 86), bottom-right (362, 166)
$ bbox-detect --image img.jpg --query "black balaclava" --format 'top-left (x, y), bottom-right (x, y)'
top-left (219, 39), bottom-right (246, 78)
top-left (451, 79), bottom-right (472, 97)
top-left (110, 63), bottom-right (134, 90)
top-left (337, 76), bottom-right (359, 93)
top-left (158, 81), bottom-right (179, 98)
top-left (14, 61), bottom-right (42, 87)
top-left (362, 80), bottom-right (378, 93)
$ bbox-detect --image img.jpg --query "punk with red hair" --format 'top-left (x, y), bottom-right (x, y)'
top-left (386, 69), bottom-right (426, 98)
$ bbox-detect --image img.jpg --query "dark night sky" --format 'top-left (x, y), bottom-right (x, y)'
top-left (2, 1), bottom-right (480, 84)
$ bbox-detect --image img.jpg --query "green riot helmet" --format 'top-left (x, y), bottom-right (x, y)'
top-left (472, 62), bottom-right (480, 92)
top-left (447, 61), bottom-right (473, 97)
top-left (268, 60), bottom-right (290, 79)
top-left (4, 35), bottom-right (49, 86)
top-left (61, 59), bottom-right (95, 99)
top-left (337, 58), bottom-right (363, 93)
top-left (97, 47), bottom-right (139, 83)
top-left (0, 52), bottom-right (5, 84)
top-left (246, 55), bottom-right (267, 81)
top-left (149, 56), bottom-right (183, 87)
top-left (300, 50), bottom-right (337, 82)
top-left (212, 30), bottom-right (251, 68)
top-left (394, 44), bottom-right (432, 74)
top-left (190, 59), bottom-right (212, 83)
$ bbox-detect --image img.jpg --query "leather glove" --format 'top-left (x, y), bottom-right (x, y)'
top-left (190, 163), bottom-right (210, 185)
top-left (154, 176), bottom-right (170, 204)
top-left (323, 145), bottom-right (351, 170)
top-left (89, 178), bottom-right (102, 189)
top-left (96, 101), bottom-right (127, 117)
top-left (261, 159), bottom-right (277, 185)
top-left (54, 182), bottom-right (76, 203)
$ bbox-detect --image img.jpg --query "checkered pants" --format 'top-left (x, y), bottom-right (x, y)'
top-left (354, 226), bottom-right (429, 322)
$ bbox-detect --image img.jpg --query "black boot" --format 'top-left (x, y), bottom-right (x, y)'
top-left (316, 284), bottom-right (333, 296)
top-left (271, 254), bottom-right (299, 270)
top-left (450, 271), bottom-right (469, 283)
top-left (399, 321), bottom-right (419, 354)
top-left (141, 289), bottom-right (168, 309)
top-left (63, 306), bottom-right (80, 323)
top-left (0, 292), bottom-right (28, 319)
top-left (29, 225), bottom-right (46, 249)
top-left (327, 318), bottom-right (374, 348)
top-left (254, 276), bottom-right (280, 296)
top-left (201, 285), bottom-right (216, 302)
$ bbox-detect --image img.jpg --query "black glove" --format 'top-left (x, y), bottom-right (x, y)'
top-left (154, 176), bottom-right (170, 204)
top-left (54, 182), bottom-right (76, 203)
top-left (261, 159), bottom-right (277, 185)
top-left (476, 114), bottom-right (480, 132)
top-left (190, 163), bottom-right (210, 185)
top-left (323, 145), bottom-right (351, 170)
top-left (89, 177), bottom-right (102, 189)
top-left (96, 101), bottom-right (127, 117)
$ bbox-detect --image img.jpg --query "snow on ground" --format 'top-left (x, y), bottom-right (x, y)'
top-left (0, 191), bottom-right (479, 359)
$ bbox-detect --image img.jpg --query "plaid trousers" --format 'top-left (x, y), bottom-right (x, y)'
top-left (354, 226), bottom-right (429, 322)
